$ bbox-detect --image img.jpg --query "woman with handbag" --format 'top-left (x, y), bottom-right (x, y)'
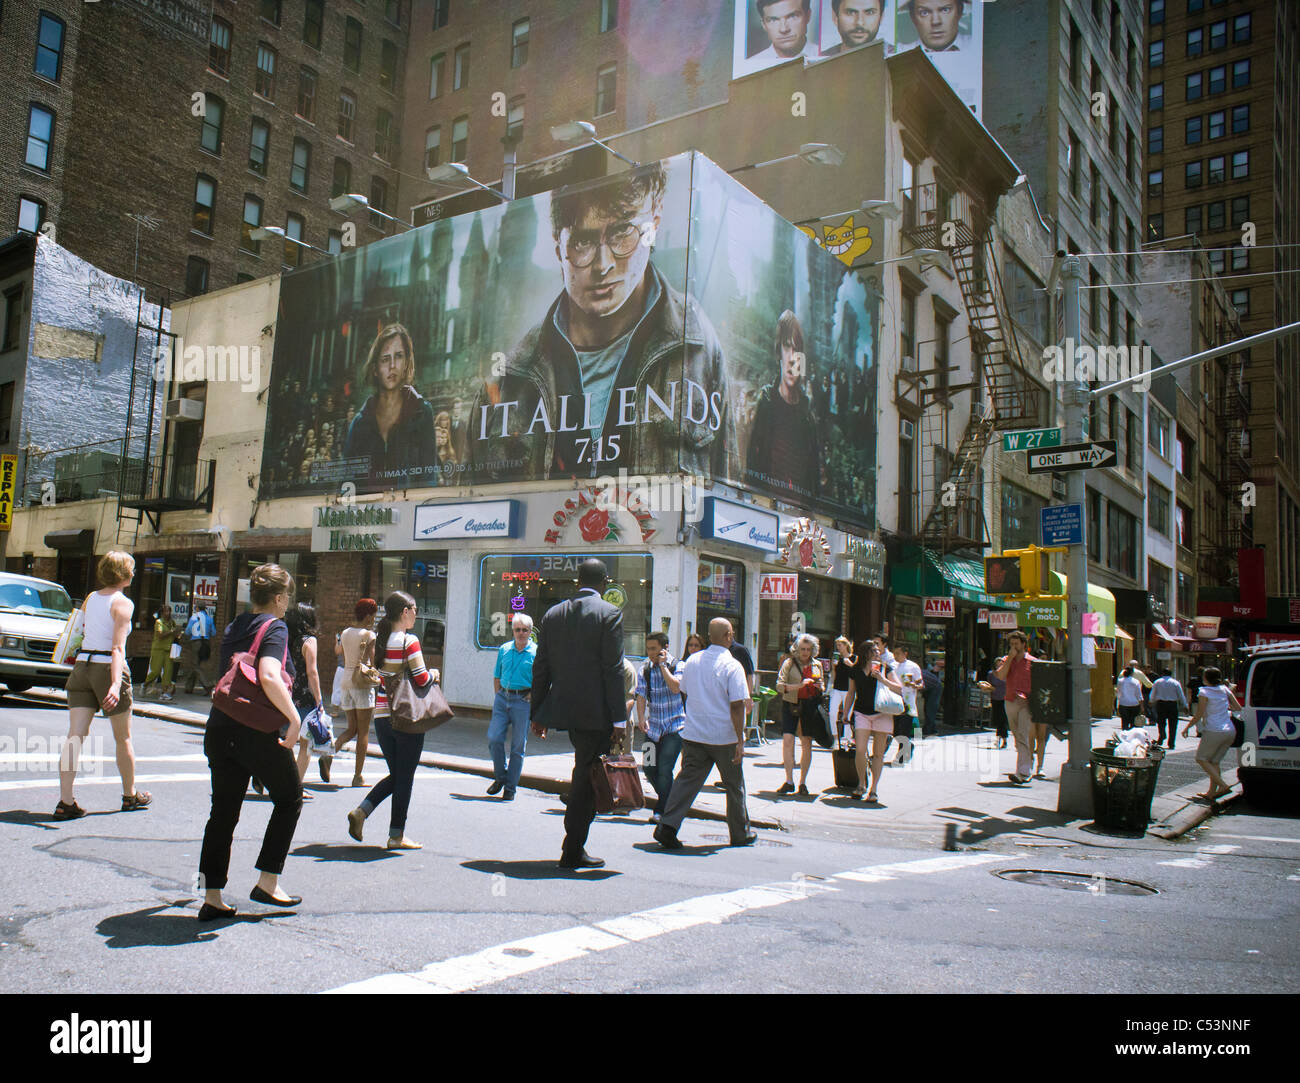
top-left (844, 638), bottom-right (906, 803)
top-left (1180, 666), bottom-right (1241, 802)
top-left (830, 636), bottom-right (855, 745)
top-left (775, 633), bottom-right (824, 797)
top-left (197, 564), bottom-right (304, 921)
top-left (329, 598), bottom-right (379, 787)
top-left (346, 591), bottom-right (440, 850)
top-left (286, 602), bottom-right (327, 790)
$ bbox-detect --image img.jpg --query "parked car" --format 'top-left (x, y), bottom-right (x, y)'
top-left (0, 572), bottom-right (75, 693)
top-left (1238, 640), bottom-right (1300, 805)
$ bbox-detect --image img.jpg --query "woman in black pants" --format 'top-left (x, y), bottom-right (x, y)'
top-left (197, 564), bottom-right (304, 921)
top-left (346, 591), bottom-right (437, 850)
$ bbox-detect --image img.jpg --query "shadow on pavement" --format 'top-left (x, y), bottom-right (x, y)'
top-left (4, 695), bottom-right (65, 711)
top-left (630, 841), bottom-right (728, 856)
top-left (291, 843), bottom-right (400, 863)
top-left (462, 858), bottom-right (620, 881)
top-left (95, 904), bottom-right (290, 947)
top-left (0, 809), bottom-right (62, 830)
top-left (938, 803), bottom-right (1068, 845)
top-left (449, 793), bottom-right (507, 803)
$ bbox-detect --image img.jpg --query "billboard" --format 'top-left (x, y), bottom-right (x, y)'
top-left (258, 152), bottom-right (877, 529)
top-left (889, 0), bottom-right (982, 117)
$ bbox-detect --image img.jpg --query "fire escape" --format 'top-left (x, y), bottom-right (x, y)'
top-left (897, 183), bottom-right (1042, 553)
top-left (1198, 347), bottom-right (1253, 586)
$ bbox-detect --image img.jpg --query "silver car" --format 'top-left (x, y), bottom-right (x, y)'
top-left (0, 572), bottom-right (76, 693)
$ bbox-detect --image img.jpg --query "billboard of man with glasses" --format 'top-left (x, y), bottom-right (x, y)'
top-left (470, 162), bottom-right (734, 483)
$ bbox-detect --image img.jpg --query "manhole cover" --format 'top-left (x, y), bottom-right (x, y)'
top-left (993, 869), bottom-right (1158, 896)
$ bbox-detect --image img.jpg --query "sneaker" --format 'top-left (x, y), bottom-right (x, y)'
top-left (777, 782), bottom-right (796, 795)
top-left (159, 693), bottom-right (174, 702)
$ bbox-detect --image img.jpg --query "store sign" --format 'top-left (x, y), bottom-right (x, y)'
top-left (760, 573), bottom-right (799, 601)
top-left (544, 485), bottom-right (658, 546)
top-left (977, 608), bottom-right (988, 624)
top-left (844, 536), bottom-right (886, 589)
top-left (1093, 636), bottom-right (1116, 652)
top-left (1017, 599), bottom-right (1066, 627)
top-left (698, 497), bottom-right (779, 554)
top-left (924, 597), bottom-right (955, 619)
top-left (311, 503), bottom-right (399, 552)
top-left (0, 454), bottom-right (15, 531)
top-left (413, 500), bottom-right (520, 541)
top-left (777, 517), bottom-right (832, 571)
top-left (193, 575), bottom-right (219, 606)
top-left (989, 611), bottom-right (1019, 630)
top-left (1250, 632), bottom-right (1300, 647)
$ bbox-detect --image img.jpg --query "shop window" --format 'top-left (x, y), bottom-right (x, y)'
top-left (696, 557), bottom-right (746, 646)
top-left (1001, 481), bottom-right (1045, 552)
top-left (477, 554), bottom-right (652, 656)
top-left (371, 554), bottom-right (446, 657)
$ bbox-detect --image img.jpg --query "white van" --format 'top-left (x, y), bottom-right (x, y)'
top-left (1239, 640), bottom-right (1300, 803)
top-left (0, 572), bottom-right (75, 694)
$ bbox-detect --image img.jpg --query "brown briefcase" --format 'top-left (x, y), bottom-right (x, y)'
top-left (590, 753), bottom-right (646, 814)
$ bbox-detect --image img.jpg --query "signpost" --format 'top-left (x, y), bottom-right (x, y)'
top-left (1026, 440), bottom-right (1117, 474)
top-left (1003, 428), bottom-right (1062, 452)
top-left (1041, 503), bottom-right (1084, 546)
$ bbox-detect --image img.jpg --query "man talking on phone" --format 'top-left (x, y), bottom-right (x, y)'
top-left (995, 630), bottom-right (1037, 784)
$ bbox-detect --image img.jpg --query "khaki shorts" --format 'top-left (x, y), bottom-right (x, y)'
top-left (1196, 729), bottom-right (1235, 765)
top-left (66, 660), bottom-right (133, 717)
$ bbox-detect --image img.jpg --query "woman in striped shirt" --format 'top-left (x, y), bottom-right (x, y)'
top-left (346, 591), bottom-right (440, 850)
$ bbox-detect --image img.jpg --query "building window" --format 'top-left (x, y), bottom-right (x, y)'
top-left (192, 174), bottom-right (216, 235)
top-left (369, 176), bottom-right (389, 232)
top-left (1149, 560), bottom-right (1171, 615)
top-left (1148, 81), bottom-right (1163, 112)
top-left (260, 0), bottom-right (281, 26)
top-left (185, 256), bottom-right (209, 296)
top-left (209, 17), bottom-right (232, 76)
top-left (1107, 504), bottom-right (1137, 578)
top-left (327, 230), bottom-right (343, 256)
top-left (1230, 195), bottom-right (1249, 227)
top-left (1175, 430), bottom-right (1194, 478)
top-left (1231, 59), bottom-right (1249, 88)
top-left (1177, 570), bottom-right (1193, 616)
top-left (1089, 267), bottom-right (1101, 334)
top-left (0, 380), bottom-right (14, 442)
top-left (596, 63), bottom-right (617, 116)
top-left (199, 95), bottom-right (224, 154)
top-left (1207, 65), bottom-right (1226, 94)
top-left (375, 109), bottom-right (394, 161)
top-left (303, 0), bottom-right (324, 49)
top-left (1148, 169), bottom-right (1163, 198)
top-left (1067, 128), bottom-right (1080, 197)
top-left (451, 115), bottom-right (468, 162)
top-left (934, 310), bottom-right (951, 395)
top-left (1107, 96), bottom-right (1119, 155)
top-left (1127, 126), bottom-right (1136, 184)
top-left (424, 127), bottom-right (441, 170)
top-left (1175, 501), bottom-right (1191, 547)
top-left (1069, 18), bottom-right (1082, 87)
top-left (1186, 115), bottom-right (1202, 144)
top-left (386, 0), bottom-right (402, 26)
top-left (1185, 72), bottom-right (1202, 101)
top-left (249, 117), bottom-right (270, 175)
top-left (1231, 246), bottom-right (1248, 272)
top-left (1207, 155), bottom-right (1225, 184)
top-left (25, 105), bottom-right (54, 171)
top-left (433, 0), bottom-right (450, 30)
top-left (1150, 0), bottom-right (1164, 24)
top-left (255, 44), bottom-right (276, 100)
top-left (241, 195), bottom-right (263, 254)
top-left (290, 138), bottom-right (311, 192)
top-left (1090, 162), bottom-right (1100, 224)
top-left (1149, 39), bottom-right (1164, 66)
top-left (1148, 479), bottom-right (1171, 535)
top-left (1208, 19), bottom-right (1226, 50)
top-left (297, 67), bottom-right (317, 122)
top-left (600, 0), bottom-right (618, 32)
top-left (511, 18), bottom-right (529, 68)
top-left (1148, 404), bottom-right (1170, 458)
top-left (17, 196), bottom-right (45, 234)
top-left (1185, 161), bottom-right (1203, 188)
top-left (379, 40), bottom-right (399, 92)
top-left (1232, 13), bottom-right (1251, 43)
top-left (1231, 103), bottom-right (1249, 134)
top-left (338, 91), bottom-right (355, 142)
top-left (1185, 205), bottom-right (1202, 234)
top-left (35, 12), bottom-right (65, 82)
top-left (429, 53), bottom-right (445, 98)
top-left (506, 97), bottom-right (524, 144)
top-left (1206, 109), bottom-right (1226, 140)
top-left (344, 18), bottom-right (363, 73)
top-left (1208, 248), bottom-right (1226, 274)
top-left (1186, 27), bottom-right (1202, 57)
top-left (1149, 125), bottom-right (1163, 154)
top-left (1147, 213), bottom-right (1164, 241)
top-left (899, 288), bottom-right (917, 365)
top-left (1088, 491), bottom-right (1102, 562)
top-left (1127, 407), bottom-right (1142, 471)
top-left (331, 157), bottom-right (351, 199)
top-left (453, 43), bottom-right (470, 90)
top-left (1230, 289), bottom-right (1249, 317)
top-left (1001, 482), bottom-right (1046, 552)
top-left (283, 213), bottom-right (304, 270)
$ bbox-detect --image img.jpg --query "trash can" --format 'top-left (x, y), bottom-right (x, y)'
top-left (1090, 745), bottom-right (1166, 832)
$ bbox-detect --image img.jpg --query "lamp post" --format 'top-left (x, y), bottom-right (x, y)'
top-left (550, 119), bottom-right (642, 168)
top-left (426, 162), bottom-right (510, 202)
top-left (328, 193), bottom-right (412, 231)
top-left (727, 143), bottom-right (846, 174)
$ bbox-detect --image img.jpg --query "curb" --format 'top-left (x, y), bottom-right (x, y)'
top-left (1148, 786), bottom-right (1242, 839)
top-left (21, 691), bottom-right (783, 831)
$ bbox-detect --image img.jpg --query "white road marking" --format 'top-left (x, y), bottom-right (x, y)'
top-left (323, 852), bottom-right (1003, 995)
top-left (0, 754), bottom-right (208, 767)
top-left (1204, 833), bottom-right (1300, 845)
top-left (0, 773), bottom-right (213, 792)
top-left (1159, 843), bottom-right (1241, 869)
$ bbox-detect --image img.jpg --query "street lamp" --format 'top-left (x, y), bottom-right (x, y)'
top-left (728, 143), bottom-right (846, 174)
top-left (250, 225), bottom-right (330, 255)
top-left (550, 119), bottom-right (642, 168)
top-left (859, 198), bottom-right (903, 221)
top-left (865, 247), bottom-right (951, 274)
top-left (426, 161), bottom-right (509, 202)
top-left (329, 192), bottom-right (411, 231)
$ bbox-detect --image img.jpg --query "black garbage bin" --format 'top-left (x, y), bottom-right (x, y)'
top-left (1090, 745), bottom-right (1165, 832)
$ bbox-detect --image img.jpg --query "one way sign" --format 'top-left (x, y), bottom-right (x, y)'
top-left (1026, 440), bottom-right (1118, 474)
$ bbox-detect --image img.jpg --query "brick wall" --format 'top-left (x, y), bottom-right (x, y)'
top-left (313, 550), bottom-right (367, 699)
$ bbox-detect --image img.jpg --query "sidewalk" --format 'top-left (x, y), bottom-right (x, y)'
top-left (20, 688), bottom-right (1229, 841)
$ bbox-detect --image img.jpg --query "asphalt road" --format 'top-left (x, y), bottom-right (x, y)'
top-left (2, 696), bottom-right (1298, 995)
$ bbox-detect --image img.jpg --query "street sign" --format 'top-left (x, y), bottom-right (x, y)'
top-left (1041, 503), bottom-right (1084, 546)
top-left (1002, 428), bottom-right (1062, 452)
top-left (923, 597), bottom-right (955, 619)
top-left (1026, 440), bottom-right (1117, 474)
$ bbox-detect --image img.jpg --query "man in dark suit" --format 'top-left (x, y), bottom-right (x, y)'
top-left (530, 558), bottom-right (628, 869)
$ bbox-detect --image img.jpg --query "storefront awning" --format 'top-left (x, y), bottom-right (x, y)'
top-left (915, 551), bottom-right (1000, 605)
top-left (1151, 623), bottom-right (1177, 643)
top-left (1002, 573), bottom-right (1115, 634)
top-left (43, 529), bottom-right (95, 550)
top-left (1114, 626), bottom-right (1134, 641)
top-left (1171, 636), bottom-right (1231, 653)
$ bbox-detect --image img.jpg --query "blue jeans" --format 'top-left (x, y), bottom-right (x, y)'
top-left (643, 728), bottom-right (683, 814)
top-left (489, 690), bottom-right (530, 791)
top-left (362, 717), bottom-right (424, 834)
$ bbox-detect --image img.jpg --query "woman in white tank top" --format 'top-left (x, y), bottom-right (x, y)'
top-left (1182, 666), bottom-right (1242, 802)
top-left (57, 551), bottom-right (152, 820)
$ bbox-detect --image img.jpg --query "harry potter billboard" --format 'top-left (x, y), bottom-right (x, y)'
top-left (259, 151), bottom-right (877, 529)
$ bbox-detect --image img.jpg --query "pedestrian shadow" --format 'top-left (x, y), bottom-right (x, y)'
top-left (449, 793), bottom-right (507, 803)
top-left (938, 804), bottom-right (1069, 845)
top-left (0, 694), bottom-right (64, 710)
top-left (818, 795), bottom-right (887, 809)
top-left (0, 809), bottom-right (61, 830)
top-left (630, 842), bottom-right (728, 856)
top-left (291, 843), bottom-right (399, 863)
top-left (95, 904), bottom-right (289, 947)
top-left (462, 858), bottom-right (620, 881)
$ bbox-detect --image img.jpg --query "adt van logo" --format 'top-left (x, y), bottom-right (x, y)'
top-left (1257, 711), bottom-right (1300, 746)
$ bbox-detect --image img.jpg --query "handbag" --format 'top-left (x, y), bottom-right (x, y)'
top-left (800, 696), bottom-right (835, 749)
top-left (873, 675), bottom-right (906, 716)
top-left (168, 641), bottom-right (183, 661)
top-left (301, 704), bottom-right (334, 753)
top-left (590, 753), bottom-right (646, 813)
top-left (53, 598), bottom-right (88, 665)
top-left (330, 664), bottom-right (345, 709)
top-left (352, 662), bottom-right (382, 689)
top-left (386, 640), bottom-right (454, 734)
top-left (212, 616), bottom-right (295, 733)
top-left (1231, 713), bottom-right (1245, 749)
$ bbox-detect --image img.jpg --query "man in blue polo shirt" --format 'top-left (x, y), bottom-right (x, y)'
top-left (488, 613), bottom-right (537, 801)
top-left (635, 632), bottom-right (685, 824)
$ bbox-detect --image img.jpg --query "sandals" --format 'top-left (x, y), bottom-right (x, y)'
top-left (121, 791), bottom-right (152, 812)
top-left (53, 800), bottom-right (86, 821)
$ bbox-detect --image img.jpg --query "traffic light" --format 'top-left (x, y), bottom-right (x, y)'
top-left (984, 546), bottom-right (1052, 596)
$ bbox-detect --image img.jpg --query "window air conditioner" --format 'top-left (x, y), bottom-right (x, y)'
top-left (165, 398), bottom-right (205, 422)
top-left (900, 419), bottom-right (915, 440)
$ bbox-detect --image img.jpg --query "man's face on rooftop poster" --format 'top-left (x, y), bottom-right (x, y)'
top-left (556, 191), bottom-right (658, 321)
top-left (910, 0), bottom-right (961, 50)
top-left (835, 0), bottom-right (884, 47)
top-left (760, 0), bottom-right (810, 56)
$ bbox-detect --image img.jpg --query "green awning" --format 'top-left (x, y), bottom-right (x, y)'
top-left (1003, 572), bottom-right (1115, 634)
top-left (889, 550), bottom-right (1000, 606)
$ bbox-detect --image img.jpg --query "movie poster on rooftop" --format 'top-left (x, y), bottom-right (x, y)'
top-left (257, 151), bottom-right (876, 531)
top-left (890, 0), bottom-right (983, 117)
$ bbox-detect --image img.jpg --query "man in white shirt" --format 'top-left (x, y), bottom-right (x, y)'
top-left (1149, 669), bottom-right (1188, 749)
top-left (891, 642), bottom-right (923, 765)
top-left (751, 0), bottom-right (820, 63)
top-left (653, 618), bottom-right (755, 850)
top-left (909, 0), bottom-right (965, 52)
